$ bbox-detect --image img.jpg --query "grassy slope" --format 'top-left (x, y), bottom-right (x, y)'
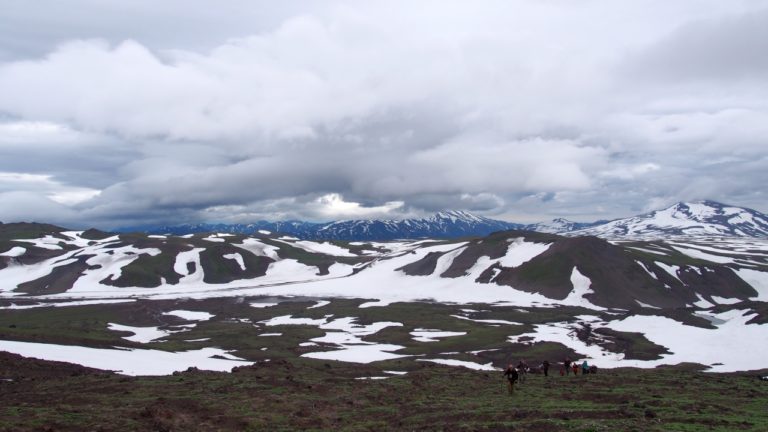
top-left (0, 353), bottom-right (766, 432)
top-left (1, 295), bottom-right (767, 430)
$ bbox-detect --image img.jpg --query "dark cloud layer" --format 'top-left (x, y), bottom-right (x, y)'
top-left (0, 1), bottom-right (766, 228)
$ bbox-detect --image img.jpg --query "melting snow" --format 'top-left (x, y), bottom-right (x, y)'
top-left (163, 310), bottom-right (215, 321)
top-left (283, 240), bottom-right (357, 257)
top-left (0, 299), bottom-right (135, 309)
top-left (671, 246), bottom-right (735, 264)
top-left (498, 238), bottom-right (551, 268)
top-left (734, 268), bottom-right (768, 302)
top-left (560, 268), bottom-right (606, 310)
top-left (636, 261), bottom-right (658, 280)
top-left (635, 300), bottom-right (661, 309)
top-left (0, 246), bottom-right (26, 257)
top-left (0, 340), bottom-right (252, 375)
top-left (711, 296), bottom-right (742, 305)
top-left (451, 315), bottom-right (522, 326)
top-left (232, 238), bottom-right (280, 260)
top-left (692, 294), bottom-right (715, 308)
top-left (108, 323), bottom-right (173, 343)
top-left (509, 310), bottom-right (768, 372)
top-left (223, 253), bottom-right (246, 271)
top-left (262, 315), bottom-right (407, 363)
top-left (250, 302), bottom-right (280, 308)
top-left (655, 262), bottom-right (684, 285)
top-left (202, 236), bottom-right (226, 243)
top-left (417, 358), bottom-right (497, 371)
top-left (410, 329), bottom-right (467, 342)
top-left (308, 300), bottom-right (330, 309)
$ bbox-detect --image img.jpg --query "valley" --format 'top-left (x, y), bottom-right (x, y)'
top-left (1, 201), bottom-right (767, 430)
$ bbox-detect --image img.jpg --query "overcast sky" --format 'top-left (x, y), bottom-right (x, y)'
top-left (1, 0), bottom-right (767, 228)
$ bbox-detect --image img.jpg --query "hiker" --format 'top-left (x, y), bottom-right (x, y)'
top-left (581, 360), bottom-right (589, 375)
top-left (564, 357), bottom-right (572, 375)
top-left (572, 362), bottom-right (579, 375)
top-left (589, 365), bottom-right (598, 374)
top-left (516, 359), bottom-right (528, 383)
top-left (503, 364), bottom-right (519, 395)
top-left (541, 360), bottom-right (550, 377)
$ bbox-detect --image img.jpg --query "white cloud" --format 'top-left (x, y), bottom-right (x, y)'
top-left (313, 193), bottom-right (404, 219)
top-left (0, 171), bottom-right (102, 208)
top-left (0, 1), bottom-right (766, 226)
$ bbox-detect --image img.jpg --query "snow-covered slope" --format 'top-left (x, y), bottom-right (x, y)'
top-left (3, 223), bottom-right (768, 374)
top-left (2, 224), bottom-right (767, 313)
top-left (524, 218), bottom-right (603, 234)
top-left (572, 201), bottom-right (768, 238)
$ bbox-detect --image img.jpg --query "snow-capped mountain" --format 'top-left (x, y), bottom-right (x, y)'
top-left (524, 218), bottom-right (604, 234)
top-left (315, 210), bottom-right (522, 240)
top-left (122, 210), bottom-right (523, 240)
top-left (118, 201), bottom-right (768, 240)
top-left (127, 221), bottom-right (325, 239)
top-left (572, 201), bottom-right (768, 238)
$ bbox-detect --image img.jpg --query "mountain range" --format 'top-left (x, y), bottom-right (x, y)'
top-left (119, 201), bottom-right (768, 240)
top-left (1, 209), bottom-right (767, 374)
top-left (1, 221), bottom-right (766, 315)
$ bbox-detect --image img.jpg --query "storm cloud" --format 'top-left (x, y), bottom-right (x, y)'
top-left (0, 0), bottom-right (766, 228)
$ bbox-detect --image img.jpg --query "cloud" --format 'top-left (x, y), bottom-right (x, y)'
top-left (0, 1), bottom-right (766, 228)
top-left (623, 8), bottom-right (768, 82)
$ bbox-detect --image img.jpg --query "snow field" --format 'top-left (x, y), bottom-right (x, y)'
top-left (498, 238), bottom-right (551, 268)
top-left (410, 329), bottom-right (467, 342)
top-left (262, 315), bottom-right (407, 363)
top-left (0, 247), bottom-right (26, 257)
top-left (223, 252), bottom-right (246, 270)
top-left (508, 310), bottom-right (768, 372)
top-left (0, 340), bottom-right (252, 375)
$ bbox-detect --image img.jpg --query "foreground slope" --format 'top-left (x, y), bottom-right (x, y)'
top-left (2, 351), bottom-right (767, 432)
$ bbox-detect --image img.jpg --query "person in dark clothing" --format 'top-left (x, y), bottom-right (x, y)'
top-left (503, 364), bottom-right (519, 395)
top-left (516, 359), bottom-right (528, 383)
top-left (564, 357), bottom-right (572, 375)
top-left (541, 360), bottom-right (550, 377)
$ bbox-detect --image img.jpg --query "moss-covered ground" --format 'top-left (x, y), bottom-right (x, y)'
top-left (1, 352), bottom-right (767, 432)
top-left (1, 297), bottom-right (767, 431)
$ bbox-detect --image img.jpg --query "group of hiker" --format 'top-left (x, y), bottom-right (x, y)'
top-left (503, 357), bottom-right (597, 394)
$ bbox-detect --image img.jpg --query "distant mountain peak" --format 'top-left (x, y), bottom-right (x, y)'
top-left (572, 200), bottom-right (768, 238)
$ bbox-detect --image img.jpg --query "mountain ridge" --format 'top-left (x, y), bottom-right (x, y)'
top-left (572, 200), bottom-right (768, 238)
top-left (114, 200), bottom-right (768, 240)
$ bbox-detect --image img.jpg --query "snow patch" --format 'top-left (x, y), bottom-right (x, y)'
top-left (655, 262), bottom-right (684, 285)
top-left (108, 323), bottom-right (173, 343)
top-left (163, 310), bottom-right (215, 321)
top-left (223, 253), bottom-right (246, 271)
top-left (498, 238), bottom-right (551, 268)
top-left (417, 358), bottom-right (497, 371)
top-left (0, 340), bottom-right (251, 375)
top-left (561, 268), bottom-right (606, 310)
top-left (410, 329), bottom-right (467, 342)
top-left (0, 246), bottom-right (26, 257)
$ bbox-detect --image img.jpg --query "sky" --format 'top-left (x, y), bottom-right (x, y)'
top-left (0, 0), bottom-right (767, 229)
